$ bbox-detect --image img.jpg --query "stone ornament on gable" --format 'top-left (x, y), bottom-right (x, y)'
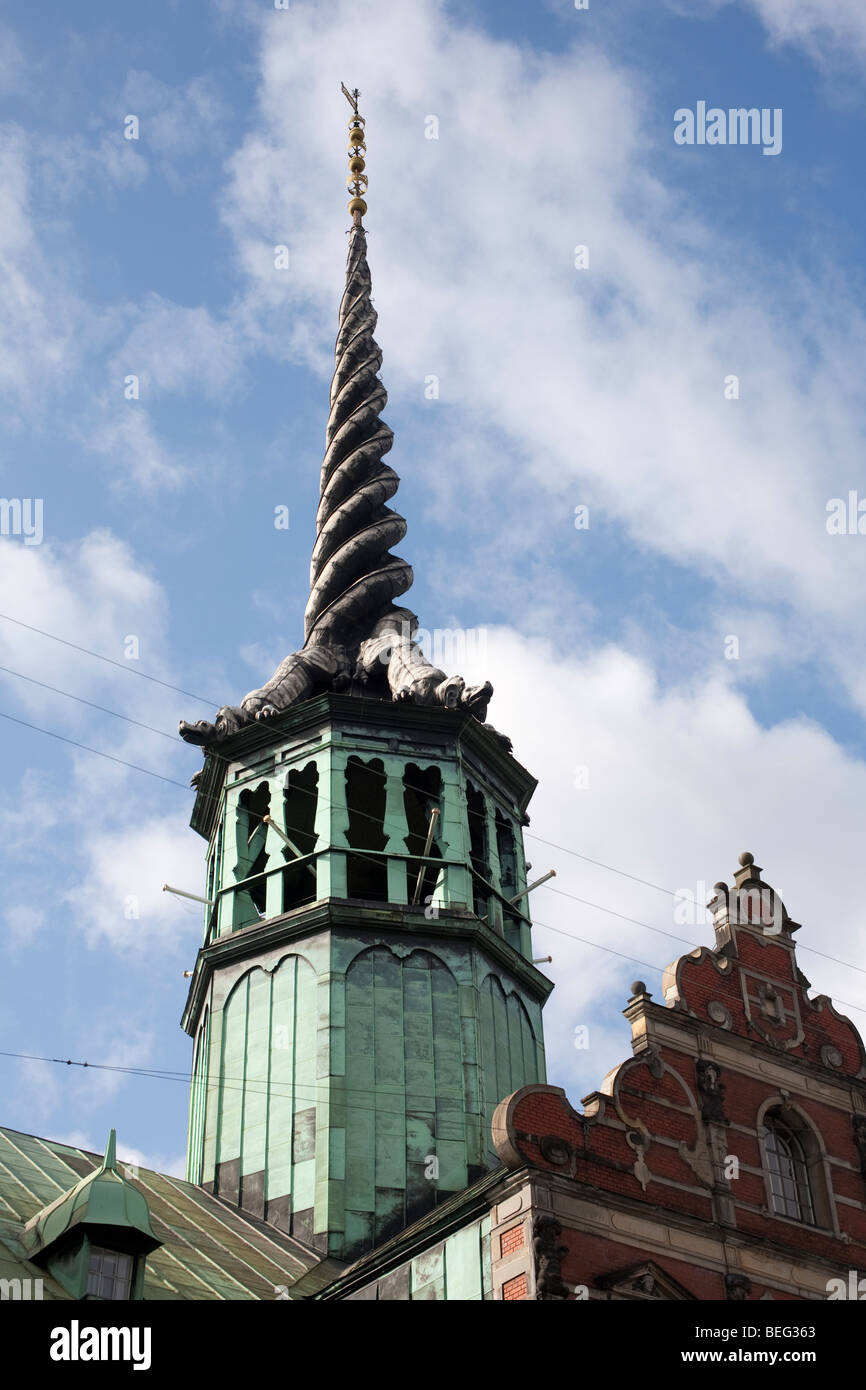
top-left (696, 1058), bottom-right (728, 1125)
top-left (725, 1272), bottom-right (752, 1301)
top-left (533, 1214), bottom-right (570, 1301)
top-left (707, 1000), bottom-right (733, 1029)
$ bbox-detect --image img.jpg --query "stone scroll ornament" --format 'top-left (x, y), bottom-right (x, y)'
top-left (180, 90), bottom-right (492, 748)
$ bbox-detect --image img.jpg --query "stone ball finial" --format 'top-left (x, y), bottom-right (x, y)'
top-left (713, 881), bottom-right (728, 892)
top-left (630, 980), bottom-right (647, 997)
top-left (738, 851), bottom-right (754, 867)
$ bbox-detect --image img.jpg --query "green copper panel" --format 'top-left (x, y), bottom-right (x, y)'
top-left (184, 699), bottom-right (550, 1262)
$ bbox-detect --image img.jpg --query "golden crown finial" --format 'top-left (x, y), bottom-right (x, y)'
top-left (342, 82), bottom-right (367, 222)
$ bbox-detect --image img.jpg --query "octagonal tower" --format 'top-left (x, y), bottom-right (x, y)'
top-left (179, 89), bottom-right (551, 1264)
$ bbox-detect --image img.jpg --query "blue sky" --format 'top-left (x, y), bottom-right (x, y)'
top-left (1, 0), bottom-right (866, 1173)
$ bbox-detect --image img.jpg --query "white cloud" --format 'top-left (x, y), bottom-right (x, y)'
top-left (115, 295), bottom-right (244, 402)
top-left (0, 127), bottom-right (82, 410)
top-left (115, 1143), bottom-right (186, 1179)
top-left (665, 0), bottom-right (866, 71)
top-left (121, 70), bottom-right (228, 163)
top-left (64, 814), bottom-right (205, 953)
top-left (0, 529), bottom-right (208, 954)
top-left (0, 530), bottom-right (168, 714)
top-left (34, 131), bottom-right (148, 202)
top-left (52, 1132), bottom-right (186, 1178)
top-left (83, 402), bottom-right (186, 491)
top-left (0, 122), bottom-right (205, 490)
top-left (218, 0), bottom-right (866, 719)
top-left (458, 627), bottom-right (866, 1092)
top-left (745, 0), bottom-right (866, 68)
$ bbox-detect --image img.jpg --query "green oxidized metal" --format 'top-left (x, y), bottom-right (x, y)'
top-left (182, 695), bottom-right (551, 1261)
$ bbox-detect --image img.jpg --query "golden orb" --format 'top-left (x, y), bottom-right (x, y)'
top-left (347, 127), bottom-right (366, 146)
top-left (348, 154), bottom-right (365, 175)
top-left (348, 196), bottom-right (367, 215)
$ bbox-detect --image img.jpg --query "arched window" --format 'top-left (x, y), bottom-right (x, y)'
top-left (762, 1113), bottom-right (815, 1224)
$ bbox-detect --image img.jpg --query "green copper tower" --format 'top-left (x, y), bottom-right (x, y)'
top-left (180, 88), bottom-right (551, 1262)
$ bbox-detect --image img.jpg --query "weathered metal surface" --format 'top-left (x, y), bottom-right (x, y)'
top-left (179, 229), bottom-right (492, 747)
top-left (0, 1126), bottom-right (331, 1300)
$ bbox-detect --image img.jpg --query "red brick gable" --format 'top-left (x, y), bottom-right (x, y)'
top-left (492, 852), bottom-right (866, 1300)
top-left (664, 929), bottom-right (865, 1077)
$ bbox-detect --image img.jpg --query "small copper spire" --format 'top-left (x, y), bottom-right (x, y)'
top-left (342, 82), bottom-right (368, 225)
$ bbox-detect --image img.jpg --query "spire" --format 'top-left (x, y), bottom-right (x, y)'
top-left (101, 1128), bottom-right (118, 1172)
top-left (304, 87), bottom-right (413, 648)
top-left (178, 87), bottom-right (494, 746)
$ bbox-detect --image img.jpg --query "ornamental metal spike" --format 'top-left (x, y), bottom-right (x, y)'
top-left (303, 90), bottom-right (413, 647)
top-left (177, 89), bottom-right (494, 748)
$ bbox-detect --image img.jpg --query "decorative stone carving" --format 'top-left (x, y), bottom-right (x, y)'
top-left (625, 1131), bottom-right (651, 1192)
top-left (646, 1046), bottom-right (664, 1080)
top-left (696, 1059), bottom-right (727, 1124)
top-left (741, 969), bottom-right (803, 1049)
top-left (725, 1272), bottom-right (752, 1301)
top-left (180, 227), bottom-right (492, 747)
top-left (820, 1044), bottom-right (843, 1070)
top-left (707, 1000), bottom-right (732, 1029)
top-left (595, 1260), bottom-right (695, 1301)
top-left (532, 1214), bottom-right (570, 1300)
top-left (677, 1135), bottom-right (715, 1188)
top-left (539, 1135), bottom-right (573, 1167)
top-left (759, 983), bottom-right (785, 1023)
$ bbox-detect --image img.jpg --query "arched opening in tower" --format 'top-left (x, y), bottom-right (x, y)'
top-left (233, 781), bottom-right (270, 928)
top-left (281, 761), bottom-right (319, 912)
top-left (467, 781), bottom-right (490, 919)
top-left (345, 755), bottom-right (388, 901)
top-left (402, 763), bottom-right (442, 906)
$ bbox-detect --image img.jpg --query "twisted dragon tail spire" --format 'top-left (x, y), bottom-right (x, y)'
top-left (303, 95), bottom-right (413, 649)
top-left (177, 85), bottom-right (495, 749)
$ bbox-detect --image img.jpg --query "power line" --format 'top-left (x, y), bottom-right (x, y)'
top-left (0, 612), bottom-right (217, 707)
top-left (0, 607), bottom-right (856, 966)
top-left (4, 900), bottom-right (866, 1117)
top-left (524, 831), bottom-right (676, 899)
top-left (0, 1049), bottom-right (510, 1116)
top-left (542, 884), bottom-right (698, 950)
top-left (4, 696), bottom-right (866, 990)
top-left (0, 711), bottom-right (190, 789)
top-left (528, 914), bottom-right (866, 1018)
top-left (538, 882), bottom-right (866, 979)
top-left (0, 663), bottom-right (177, 740)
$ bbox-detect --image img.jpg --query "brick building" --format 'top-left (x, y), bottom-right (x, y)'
top-left (1, 97), bottom-right (864, 1306)
top-left (314, 851), bottom-right (866, 1300)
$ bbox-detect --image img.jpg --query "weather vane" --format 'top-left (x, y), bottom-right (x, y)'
top-left (342, 82), bottom-right (368, 223)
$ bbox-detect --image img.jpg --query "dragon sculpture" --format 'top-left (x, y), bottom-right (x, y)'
top-left (180, 97), bottom-right (492, 748)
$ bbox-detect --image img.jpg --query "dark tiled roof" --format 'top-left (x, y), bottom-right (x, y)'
top-left (0, 1127), bottom-right (335, 1300)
